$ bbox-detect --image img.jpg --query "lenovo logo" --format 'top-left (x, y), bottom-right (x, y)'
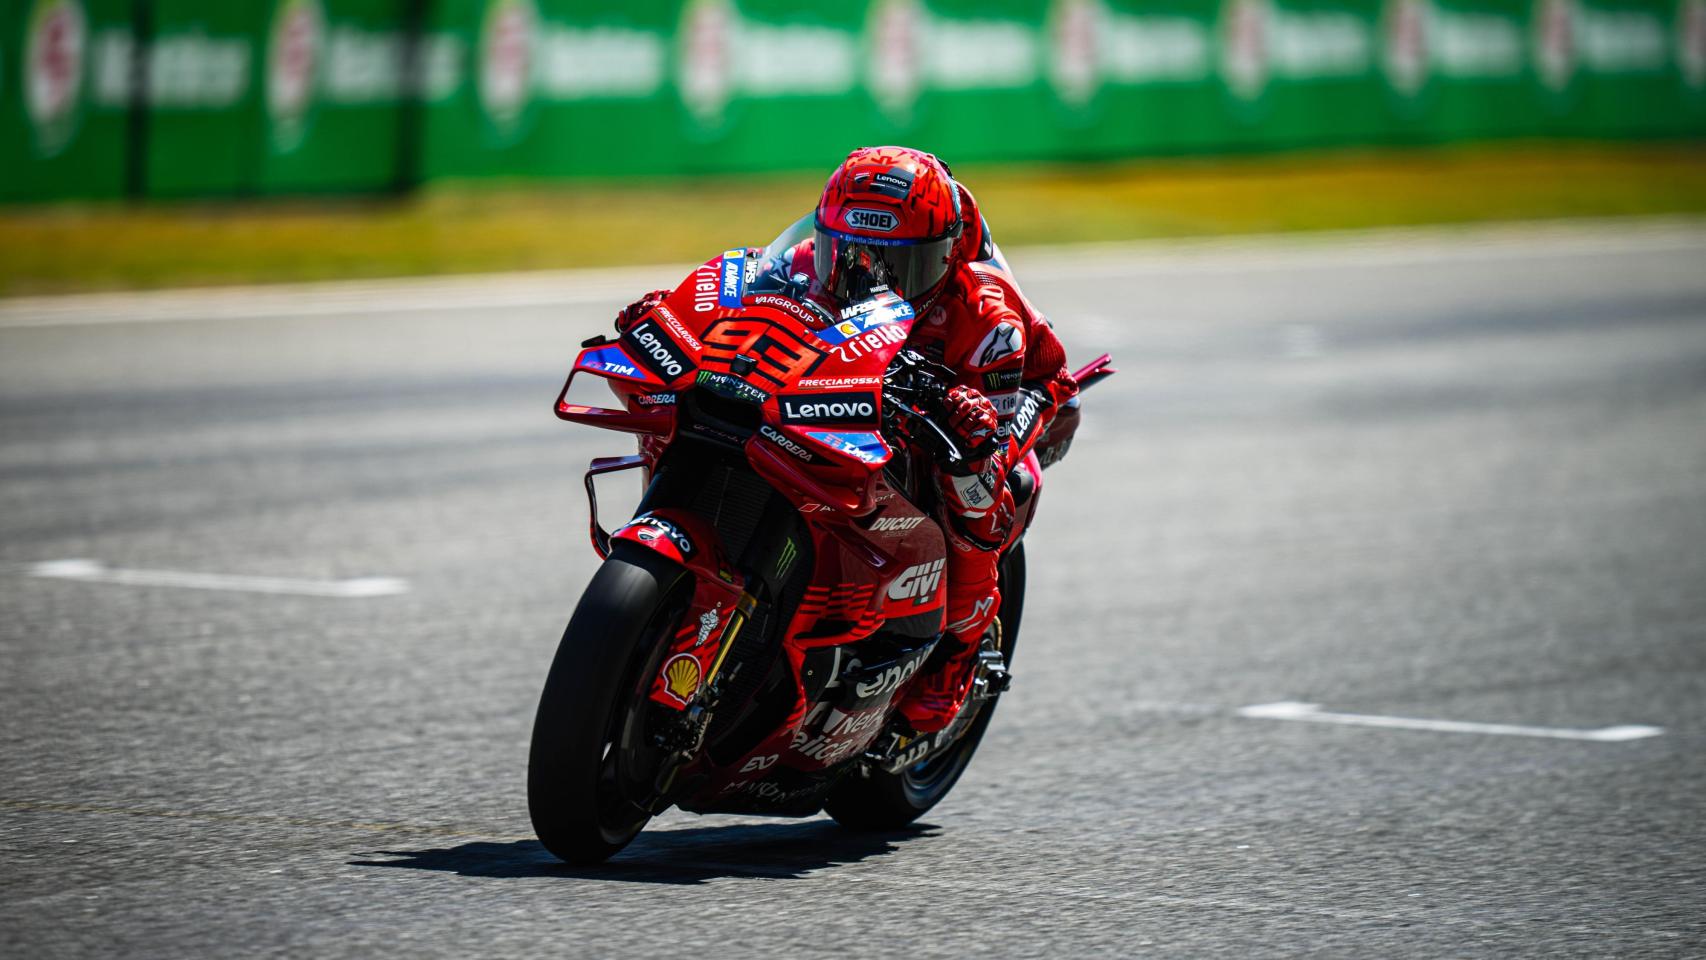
top-left (777, 391), bottom-right (878, 425)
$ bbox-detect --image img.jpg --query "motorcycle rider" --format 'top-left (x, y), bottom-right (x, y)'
top-left (614, 146), bottom-right (1078, 735)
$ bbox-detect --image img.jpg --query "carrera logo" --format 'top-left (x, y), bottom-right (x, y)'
top-left (844, 207), bottom-right (899, 232)
top-left (870, 515), bottom-right (925, 532)
top-left (759, 424), bottom-right (814, 462)
top-left (778, 391), bottom-right (877, 425)
top-left (635, 392), bottom-right (676, 406)
top-left (626, 320), bottom-right (692, 379)
top-left (887, 559), bottom-right (945, 605)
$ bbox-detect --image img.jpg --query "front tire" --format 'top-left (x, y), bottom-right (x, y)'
top-left (825, 542), bottom-right (1026, 830)
top-left (527, 546), bottom-right (689, 864)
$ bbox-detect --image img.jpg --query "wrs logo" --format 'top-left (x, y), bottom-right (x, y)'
top-left (268, 0), bottom-right (324, 152)
top-left (24, 0), bottom-right (86, 158)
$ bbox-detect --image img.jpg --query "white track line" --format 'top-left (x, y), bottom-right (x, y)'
top-left (1236, 701), bottom-right (1663, 742)
top-left (4, 216), bottom-right (1703, 329)
top-left (24, 559), bottom-right (408, 598)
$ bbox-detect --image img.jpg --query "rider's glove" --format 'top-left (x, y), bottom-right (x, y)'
top-left (614, 289), bottom-right (671, 332)
top-left (942, 385), bottom-right (999, 462)
top-left (938, 385), bottom-right (1006, 518)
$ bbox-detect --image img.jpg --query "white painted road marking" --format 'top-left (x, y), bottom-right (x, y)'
top-left (1236, 701), bottom-right (1663, 741)
top-left (25, 559), bottom-right (409, 598)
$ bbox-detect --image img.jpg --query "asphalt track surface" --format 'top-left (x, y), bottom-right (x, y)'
top-left (3, 221), bottom-right (1704, 958)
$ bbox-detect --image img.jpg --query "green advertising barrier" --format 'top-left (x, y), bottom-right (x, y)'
top-left (3, 0), bottom-right (1705, 203)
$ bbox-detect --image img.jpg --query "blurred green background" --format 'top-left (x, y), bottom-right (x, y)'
top-left (4, 0), bottom-right (1704, 293)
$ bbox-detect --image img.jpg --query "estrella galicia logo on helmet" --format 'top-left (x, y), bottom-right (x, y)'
top-left (625, 320), bottom-right (693, 380)
top-left (844, 207), bottom-right (899, 233)
top-left (778, 391), bottom-right (878, 425)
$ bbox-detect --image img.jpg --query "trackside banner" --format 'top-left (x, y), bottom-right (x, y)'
top-left (4, 0), bottom-right (1704, 201)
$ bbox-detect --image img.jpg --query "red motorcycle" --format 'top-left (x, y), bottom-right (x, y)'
top-left (529, 229), bottom-right (1113, 864)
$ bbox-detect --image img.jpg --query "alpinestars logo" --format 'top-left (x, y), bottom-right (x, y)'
top-left (778, 392), bottom-right (878, 425)
top-left (971, 323), bottom-right (1023, 369)
top-left (887, 559), bottom-right (945, 605)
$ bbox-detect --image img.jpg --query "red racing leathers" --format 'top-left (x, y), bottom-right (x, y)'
top-left (617, 242), bottom-right (1077, 733)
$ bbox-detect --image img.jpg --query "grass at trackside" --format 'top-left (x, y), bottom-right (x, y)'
top-left (3, 142), bottom-right (1704, 296)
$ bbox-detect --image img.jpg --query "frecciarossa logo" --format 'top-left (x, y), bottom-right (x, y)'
top-left (777, 391), bottom-right (878, 425)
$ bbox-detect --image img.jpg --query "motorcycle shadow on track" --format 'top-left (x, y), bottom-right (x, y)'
top-left (350, 818), bottom-right (936, 885)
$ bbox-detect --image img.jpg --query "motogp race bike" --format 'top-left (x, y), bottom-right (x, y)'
top-left (528, 226), bottom-right (1114, 864)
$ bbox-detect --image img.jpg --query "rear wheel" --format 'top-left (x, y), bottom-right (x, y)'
top-left (527, 546), bottom-right (690, 864)
top-left (825, 542), bottom-right (1026, 830)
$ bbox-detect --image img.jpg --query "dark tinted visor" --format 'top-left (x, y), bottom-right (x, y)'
top-left (813, 222), bottom-right (954, 307)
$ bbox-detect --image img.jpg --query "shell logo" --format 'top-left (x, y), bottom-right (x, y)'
top-left (1383, 0), bottom-right (1431, 96)
top-left (679, 0), bottom-right (734, 125)
top-left (1221, 0), bottom-right (1271, 101)
top-left (1682, 0), bottom-right (1706, 89)
top-left (1533, 0), bottom-right (1577, 92)
top-left (268, 0), bottom-right (323, 152)
top-left (1049, 0), bottom-right (1102, 108)
top-left (662, 653), bottom-right (702, 703)
top-left (866, 0), bottom-right (923, 123)
top-left (480, 0), bottom-right (536, 138)
top-left (24, 0), bottom-right (86, 158)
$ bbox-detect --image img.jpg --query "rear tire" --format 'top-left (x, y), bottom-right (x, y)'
top-left (826, 542), bottom-right (1026, 830)
top-left (527, 546), bottom-right (690, 864)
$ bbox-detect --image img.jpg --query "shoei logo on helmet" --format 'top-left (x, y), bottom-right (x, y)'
top-left (844, 208), bottom-right (899, 233)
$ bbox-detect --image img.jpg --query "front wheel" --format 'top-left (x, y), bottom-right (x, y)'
top-left (825, 542), bottom-right (1026, 830)
top-left (527, 545), bottom-right (689, 864)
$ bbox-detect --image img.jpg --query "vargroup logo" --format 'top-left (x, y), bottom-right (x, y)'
top-left (1533, 0), bottom-right (1577, 91)
top-left (1383, 0), bottom-right (1431, 96)
top-left (480, 0), bottom-right (536, 140)
top-left (1221, 0), bottom-right (1272, 100)
top-left (865, 0), bottom-right (924, 123)
top-left (1048, 0), bottom-right (1102, 107)
top-left (679, 0), bottom-right (735, 126)
top-left (25, 0), bottom-right (86, 158)
top-left (267, 0), bottom-right (323, 152)
top-left (1683, 0), bottom-right (1706, 88)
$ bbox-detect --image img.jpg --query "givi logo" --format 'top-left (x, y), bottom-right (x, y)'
top-left (888, 559), bottom-right (945, 605)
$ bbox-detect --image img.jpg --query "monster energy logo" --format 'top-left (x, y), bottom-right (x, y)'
top-left (774, 537), bottom-right (798, 581)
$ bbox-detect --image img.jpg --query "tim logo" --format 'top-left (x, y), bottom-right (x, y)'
top-left (844, 208), bottom-right (899, 233)
top-left (887, 559), bottom-right (945, 605)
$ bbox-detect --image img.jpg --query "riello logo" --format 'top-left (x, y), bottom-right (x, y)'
top-left (267, 0), bottom-right (324, 152)
top-left (25, 0), bottom-right (86, 158)
top-left (480, 0), bottom-right (536, 140)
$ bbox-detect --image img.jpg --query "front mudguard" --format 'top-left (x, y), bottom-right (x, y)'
top-left (610, 510), bottom-right (749, 711)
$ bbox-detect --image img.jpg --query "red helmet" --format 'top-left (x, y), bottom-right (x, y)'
top-left (813, 146), bottom-right (975, 309)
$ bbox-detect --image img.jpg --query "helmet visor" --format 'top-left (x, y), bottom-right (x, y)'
top-left (813, 222), bottom-right (954, 307)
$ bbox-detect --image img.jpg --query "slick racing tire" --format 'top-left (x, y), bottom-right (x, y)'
top-left (527, 544), bottom-right (690, 865)
top-left (825, 542), bottom-right (1026, 831)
